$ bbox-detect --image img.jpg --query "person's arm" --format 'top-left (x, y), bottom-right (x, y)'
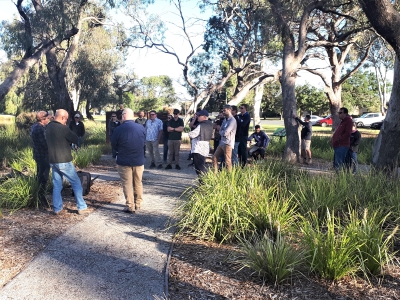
top-left (295, 117), bottom-right (307, 126)
top-left (175, 119), bottom-right (184, 132)
top-left (247, 133), bottom-right (254, 142)
top-left (189, 115), bottom-right (197, 129)
top-left (65, 126), bottom-right (79, 145)
top-left (188, 124), bottom-right (201, 139)
top-left (339, 118), bottom-right (353, 143)
top-left (225, 118), bottom-right (237, 137)
top-left (111, 130), bottom-right (118, 158)
top-left (262, 132), bottom-right (269, 148)
top-left (81, 122), bottom-right (85, 137)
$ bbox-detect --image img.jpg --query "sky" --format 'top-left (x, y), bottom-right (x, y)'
top-left (0, 0), bottom-right (343, 103)
top-left (0, 0), bottom-right (211, 102)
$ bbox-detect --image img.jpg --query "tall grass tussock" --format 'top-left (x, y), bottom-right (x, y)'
top-left (175, 158), bottom-right (400, 283)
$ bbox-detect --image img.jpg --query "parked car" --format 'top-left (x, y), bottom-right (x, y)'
top-left (370, 121), bottom-right (383, 130)
top-left (353, 113), bottom-right (384, 128)
top-left (302, 115), bottom-right (323, 125)
top-left (315, 115), bottom-right (332, 127)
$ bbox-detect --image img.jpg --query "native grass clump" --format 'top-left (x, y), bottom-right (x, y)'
top-left (0, 121), bottom-right (107, 213)
top-left (175, 159), bottom-right (400, 284)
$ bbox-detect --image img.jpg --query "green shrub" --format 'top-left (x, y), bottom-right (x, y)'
top-left (346, 209), bottom-right (398, 276)
top-left (300, 209), bottom-right (360, 280)
top-left (84, 121), bottom-right (106, 145)
top-left (15, 112), bottom-right (36, 130)
top-left (9, 148), bottom-right (36, 175)
top-left (234, 232), bottom-right (304, 285)
top-left (0, 176), bottom-right (40, 213)
top-left (0, 126), bottom-right (31, 165)
top-left (72, 145), bottom-right (102, 168)
top-left (175, 161), bottom-right (300, 242)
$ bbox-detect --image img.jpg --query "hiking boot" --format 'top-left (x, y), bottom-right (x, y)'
top-left (53, 210), bottom-right (65, 216)
top-left (123, 207), bottom-right (135, 214)
top-left (78, 208), bottom-right (89, 215)
top-left (157, 164), bottom-right (163, 169)
top-left (149, 162), bottom-right (156, 168)
top-left (176, 165), bottom-right (181, 170)
top-left (308, 158), bottom-right (312, 165)
top-left (165, 164), bottom-right (172, 169)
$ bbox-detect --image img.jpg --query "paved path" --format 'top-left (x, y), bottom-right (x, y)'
top-left (0, 150), bottom-right (197, 300)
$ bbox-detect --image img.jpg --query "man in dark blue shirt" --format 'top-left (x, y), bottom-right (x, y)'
top-left (31, 111), bottom-right (51, 209)
top-left (111, 108), bottom-right (146, 213)
top-left (247, 125), bottom-right (269, 160)
top-left (238, 104), bottom-right (251, 166)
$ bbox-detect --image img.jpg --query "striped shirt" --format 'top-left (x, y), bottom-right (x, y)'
top-left (145, 118), bottom-right (163, 141)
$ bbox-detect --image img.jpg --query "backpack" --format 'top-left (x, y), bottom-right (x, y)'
top-left (76, 171), bottom-right (91, 196)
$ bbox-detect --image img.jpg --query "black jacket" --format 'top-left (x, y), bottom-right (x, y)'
top-left (69, 121), bottom-right (85, 137)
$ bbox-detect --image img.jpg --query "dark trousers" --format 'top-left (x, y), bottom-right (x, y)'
top-left (163, 136), bottom-right (169, 162)
top-left (193, 153), bottom-right (207, 175)
top-left (35, 159), bottom-right (50, 207)
top-left (238, 136), bottom-right (248, 166)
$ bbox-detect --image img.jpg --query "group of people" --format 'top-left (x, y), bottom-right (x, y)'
top-left (294, 107), bottom-right (361, 173)
top-left (31, 109), bottom-right (88, 214)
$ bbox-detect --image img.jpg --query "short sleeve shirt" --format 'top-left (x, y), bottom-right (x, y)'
top-left (168, 117), bottom-right (184, 140)
top-left (145, 118), bottom-right (163, 141)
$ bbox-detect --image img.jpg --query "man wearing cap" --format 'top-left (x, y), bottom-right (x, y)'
top-left (144, 110), bottom-right (163, 169)
top-left (166, 109), bottom-right (184, 170)
top-left (188, 110), bottom-right (213, 176)
top-left (69, 113), bottom-right (85, 148)
top-left (46, 109), bottom-right (88, 215)
top-left (212, 104), bottom-right (237, 173)
top-left (30, 111), bottom-right (51, 209)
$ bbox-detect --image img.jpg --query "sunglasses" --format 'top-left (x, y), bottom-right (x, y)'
top-left (150, 113), bottom-right (156, 116)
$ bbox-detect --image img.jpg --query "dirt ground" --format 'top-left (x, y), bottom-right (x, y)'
top-left (1, 157), bottom-right (400, 299)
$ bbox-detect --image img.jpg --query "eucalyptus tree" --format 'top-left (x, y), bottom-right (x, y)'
top-left (267, 0), bottom-right (371, 162)
top-left (358, 0), bottom-right (400, 173)
top-left (0, 0), bottom-right (81, 104)
top-left (69, 25), bottom-right (122, 119)
top-left (134, 75), bottom-right (176, 112)
top-left (299, 4), bottom-right (373, 129)
top-left (121, 0), bottom-right (278, 123)
top-left (367, 37), bottom-right (394, 115)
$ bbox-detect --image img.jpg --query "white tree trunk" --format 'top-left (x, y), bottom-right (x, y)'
top-left (253, 84), bottom-right (263, 126)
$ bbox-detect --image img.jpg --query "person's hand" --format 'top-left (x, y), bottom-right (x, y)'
top-left (292, 114), bottom-right (297, 118)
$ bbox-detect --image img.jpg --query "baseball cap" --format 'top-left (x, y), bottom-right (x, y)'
top-left (74, 114), bottom-right (80, 118)
top-left (196, 110), bottom-right (209, 117)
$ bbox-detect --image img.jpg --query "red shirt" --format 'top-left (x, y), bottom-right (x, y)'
top-left (331, 115), bottom-right (352, 148)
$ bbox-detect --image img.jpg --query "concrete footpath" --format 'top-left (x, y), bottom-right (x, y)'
top-left (0, 152), bottom-right (197, 300)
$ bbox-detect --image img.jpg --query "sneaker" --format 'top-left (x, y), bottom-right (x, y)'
top-left (308, 158), bottom-right (312, 165)
top-left (176, 165), bottom-right (181, 170)
top-left (78, 208), bottom-right (89, 215)
top-left (123, 207), bottom-right (135, 214)
top-left (157, 164), bottom-right (163, 169)
top-left (165, 164), bottom-right (172, 169)
top-left (149, 162), bottom-right (156, 168)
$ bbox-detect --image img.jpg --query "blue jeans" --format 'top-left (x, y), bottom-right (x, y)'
top-left (232, 142), bottom-right (240, 165)
top-left (333, 146), bottom-right (350, 171)
top-left (50, 162), bottom-right (87, 213)
top-left (349, 151), bottom-right (358, 174)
